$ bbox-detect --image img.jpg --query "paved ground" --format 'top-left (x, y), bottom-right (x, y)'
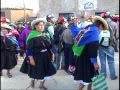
top-left (1, 52), bottom-right (119, 90)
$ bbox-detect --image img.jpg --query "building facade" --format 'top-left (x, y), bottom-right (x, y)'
top-left (38, 0), bottom-right (119, 18)
top-left (1, 0), bottom-right (119, 22)
top-left (1, 8), bottom-right (33, 22)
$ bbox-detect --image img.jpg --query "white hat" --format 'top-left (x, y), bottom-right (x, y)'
top-left (6, 18), bottom-right (10, 23)
top-left (31, 18), bottom-right (47, 28)
top-left (1, 24), bottom-right (12, 30)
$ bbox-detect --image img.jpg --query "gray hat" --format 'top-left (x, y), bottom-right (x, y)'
top-left (1, 24), bottom-right (12, 30)
top-left (9, 23), bottom-right (17, 28)
top-left (31, 18), bottom-right (47, 28)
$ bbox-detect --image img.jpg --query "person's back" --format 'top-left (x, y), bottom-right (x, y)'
top-left (53, 23), bottom-right (66, 70)
top-left (107, 19), bottom-right (118, 36)
top-left (18, 25), bottom-right (31, 57)
top-left (99, 30), bottom-right (110, 47)
top-left (62, 28), bottom-right (74, 45)
top-left (105, 18), bottom-right (119, 52)
top-left (18, 25), bottom-right (31, 49)
top-left (54, 23), bottom-right (66, 45)
top-left (109, 18), bottom-right (119, 41)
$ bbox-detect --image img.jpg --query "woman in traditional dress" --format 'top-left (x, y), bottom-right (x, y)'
top-left (20, 18), bottom-right (56, 90)
top-left (1, 24), bottom-right (18, 78)
top-left (9, 23), bottom-right (20, 41)
top-left (70, 19), bottom-right (99, 90)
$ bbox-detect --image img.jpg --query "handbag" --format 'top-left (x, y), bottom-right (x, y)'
top-left (92, 72), bottom-right (108, 90)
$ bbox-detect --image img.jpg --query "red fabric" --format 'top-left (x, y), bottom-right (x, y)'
top-left (100, 12), bottom-right (110, 18)
top-left (11, 29), bottom-right (20, 36)
top-left (1, 17), bottom-right (7, 23)
top-left (57, 16), bottom-right (64, 24)
top-left (111, 15), bottom-right (119, 22)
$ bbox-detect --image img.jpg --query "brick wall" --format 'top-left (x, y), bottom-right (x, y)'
top-left (10, 9), bottom-right (33, 22)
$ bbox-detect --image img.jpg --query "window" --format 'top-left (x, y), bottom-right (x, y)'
top-left (1, 12), bottom-right (5, 17)
top-left (95, 12), bottom-right (105, 16)
top-left (59, 13), bottom-right (74, 21)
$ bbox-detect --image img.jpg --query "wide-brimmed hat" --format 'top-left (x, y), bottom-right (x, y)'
top-left (31, 18), bottom-right (46, 28)
top-left (93, 16), bottom-right (109, 30)
top-left (1, 24), bottom-right (12, 30)
top-left (9, 23), bottom-right (17, 28)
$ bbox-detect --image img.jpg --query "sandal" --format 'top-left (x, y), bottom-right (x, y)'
top-left (31, 80), bottom-right (35, 88)
top-left (39, 86), bottom-right (47, 90)
top-left (39, 80), bottom-right (47, 90)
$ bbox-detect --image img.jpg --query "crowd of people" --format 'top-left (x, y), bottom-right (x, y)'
top-left (0, 12), bottom-right (119, 90)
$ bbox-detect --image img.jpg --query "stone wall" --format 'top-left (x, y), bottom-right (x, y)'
top-left (38, 0), bottom-right (119, 18)
top-left (97, 0), bottom-right (119, 14)
top-left (38, 0), bottom-right (76, 17)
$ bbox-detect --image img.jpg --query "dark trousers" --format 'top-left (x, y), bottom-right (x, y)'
top-left (63, 43), bottom-right (76, 71)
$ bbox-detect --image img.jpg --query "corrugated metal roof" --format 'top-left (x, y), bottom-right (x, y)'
top-left (1, 8), bottom-right (33, 10)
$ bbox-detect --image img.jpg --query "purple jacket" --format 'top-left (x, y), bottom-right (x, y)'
top-left (18, 25), bottom-right (31, 49)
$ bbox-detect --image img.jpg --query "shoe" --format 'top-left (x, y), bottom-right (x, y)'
top-left (61, 66), bottom-right (65, 70)
top-left (39, 84), bottom-right (47, 90)
top-left (39, 86), bottom-right (47, 90)
top-left (30, 80), bottom-right (35, 88)
top-left (65, 70), bottom-right (72, 75)
top-left (111, 76), bottom-right (117, 80)
top-left (7, 73), bottom-right (12, 78)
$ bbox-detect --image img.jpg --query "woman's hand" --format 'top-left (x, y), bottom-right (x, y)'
top-left (94, 63), bottom-right (99, 71)
top-left (15, 54), bottom-right (18, 61)
top-left (29, 56), bottom-right (35, 66)
top-left (30, 59), bottom-right (35, 66)
top-left (52, 53), bottom-right (55, 62)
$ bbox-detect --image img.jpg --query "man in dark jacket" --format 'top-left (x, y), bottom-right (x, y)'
top-left (53, 16), bottom-right (67, 70)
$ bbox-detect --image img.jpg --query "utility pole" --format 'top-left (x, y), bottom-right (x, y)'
top-left (38, 0), bottom-right (41, 17)
top-left (23, 0), bottom-right (26, 22)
